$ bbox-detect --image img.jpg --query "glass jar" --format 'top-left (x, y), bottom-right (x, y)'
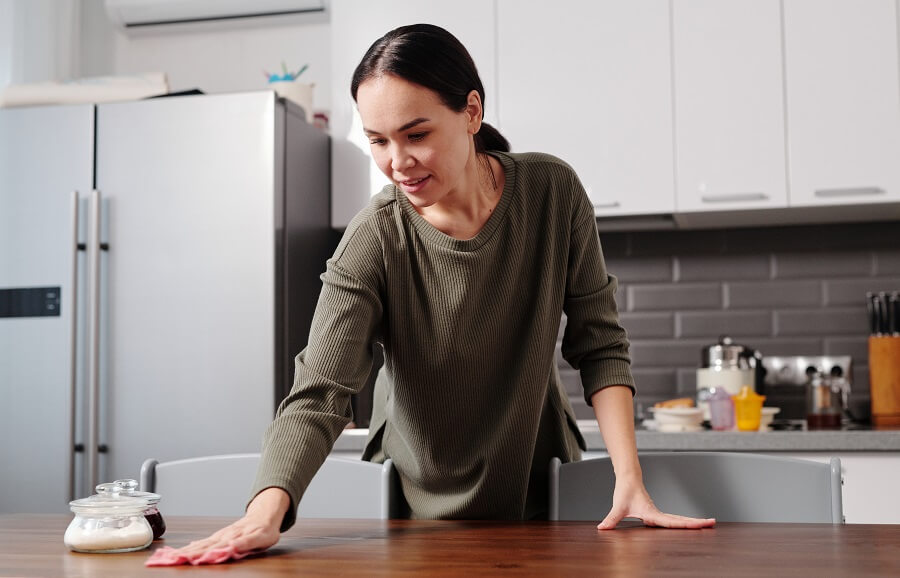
top-left (64, 492), bottom-right (153, 553)
top-left (805, 372), bottom-right (844, 430)
top-left (111, 479), bottom-right (165, 539)
top-left (708, 387), bottom-right (735, 431)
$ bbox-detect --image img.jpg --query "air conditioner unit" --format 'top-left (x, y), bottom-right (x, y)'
top-left (105, 0), bottom-right (327, 30)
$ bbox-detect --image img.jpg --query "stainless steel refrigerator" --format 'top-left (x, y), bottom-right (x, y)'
top-left (0, 91), bottom-right (334, 513)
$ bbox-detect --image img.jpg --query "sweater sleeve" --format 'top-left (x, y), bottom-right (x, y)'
top-left (559, 175), bottom-right (635, 405)
top-left (248, 219), bottom-right (385, 531)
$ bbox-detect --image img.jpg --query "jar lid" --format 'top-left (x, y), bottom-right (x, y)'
top-left (69, 493), bottom-right (148, 515)
top-left (108, 479), bottom-right (161, 505)
top-left (68, 479), bottom-right (159, 514)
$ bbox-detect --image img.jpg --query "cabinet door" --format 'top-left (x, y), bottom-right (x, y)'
top-left (329, 1), bottom-right (498, 228)
top-left (784, 0), bottom-right (900, 207)
top-left (673, 0), bottom-right (788, 212)
top-left (497, 0), bottom-right (675, 217)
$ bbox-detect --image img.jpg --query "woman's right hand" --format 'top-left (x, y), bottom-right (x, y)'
top-left (170, 487), bottom-right (290, 562)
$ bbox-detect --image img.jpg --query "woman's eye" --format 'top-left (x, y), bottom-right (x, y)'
top-left (369, 138), bottom-right (386, 146)
top-left (409, 132), bottom-right (427, 142)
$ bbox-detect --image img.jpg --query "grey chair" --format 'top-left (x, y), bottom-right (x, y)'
top-left (549, 452), bottom-right (843, 524)
top-left (140, 453), bottom-right (400, 518)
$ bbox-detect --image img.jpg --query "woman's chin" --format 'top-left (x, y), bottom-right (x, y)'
top-left (400, 190), bottom-right (439, 210)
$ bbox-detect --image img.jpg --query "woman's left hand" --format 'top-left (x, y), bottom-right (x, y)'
top-left (597, 475), bottom-right (716, 530)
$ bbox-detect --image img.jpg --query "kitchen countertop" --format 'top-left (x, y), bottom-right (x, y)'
top-left (333, 423), bottom-right (900, 453)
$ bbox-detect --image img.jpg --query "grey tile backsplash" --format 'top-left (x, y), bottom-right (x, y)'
top-left (561, 220), bottom-right (900, 422)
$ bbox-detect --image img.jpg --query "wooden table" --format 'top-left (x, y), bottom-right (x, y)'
top-left (2, 514), bottom-right (899, 577)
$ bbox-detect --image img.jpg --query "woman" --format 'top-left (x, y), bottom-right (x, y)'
top-left (173, 23), bottom-right (715, 563)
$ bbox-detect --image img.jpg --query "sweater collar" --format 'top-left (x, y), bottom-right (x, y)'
top-left (395, 151), bottom-right (516, 251)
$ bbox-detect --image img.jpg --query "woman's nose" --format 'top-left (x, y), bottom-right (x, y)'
top-left (390, 145), bottom-right (415, 171)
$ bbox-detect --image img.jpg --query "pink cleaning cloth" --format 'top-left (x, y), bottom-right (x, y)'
top-left (145, 545), bottom-right (255, 566)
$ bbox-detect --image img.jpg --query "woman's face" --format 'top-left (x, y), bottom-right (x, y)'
top-left (356, 74), bottom-right (482, 210)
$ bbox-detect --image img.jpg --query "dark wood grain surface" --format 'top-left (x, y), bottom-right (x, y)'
top-left (2, 514), bottom-right (899, 577)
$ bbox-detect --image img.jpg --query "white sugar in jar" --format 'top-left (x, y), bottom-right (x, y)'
top-left (64, 494), bottom-right (153, 553)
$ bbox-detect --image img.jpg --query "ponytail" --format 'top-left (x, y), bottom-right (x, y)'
top-left (475, 122), bottom-right (510, 153)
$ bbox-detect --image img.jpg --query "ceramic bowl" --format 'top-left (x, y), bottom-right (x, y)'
top-left (649, 407), bottom-right (704, 429)
top-left (759, 407), bottom-right (781, 430)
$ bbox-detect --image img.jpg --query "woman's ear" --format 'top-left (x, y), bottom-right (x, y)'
top-left (465, 89), bottom-right (483, 134)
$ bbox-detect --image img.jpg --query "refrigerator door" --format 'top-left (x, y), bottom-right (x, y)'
top-left (0, 105), bottom-right (95, 513)
top-left (95, 92), bottom-right (278, 482)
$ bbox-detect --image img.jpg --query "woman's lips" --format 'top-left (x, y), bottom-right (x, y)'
top-left (398, 175), bottom-right (431, 194)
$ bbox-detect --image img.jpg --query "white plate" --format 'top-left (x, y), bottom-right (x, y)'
top-left (648, 407), bottom-right (703, 416)
top-left (657, 423), bottom-right (704, 433)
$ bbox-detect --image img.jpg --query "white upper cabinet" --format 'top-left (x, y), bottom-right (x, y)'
top-left (496, 0), bottom-right (675, 217)
top-left (329, 1), bottom-right (498, 228)
top-left (672, 0), bottom-right (788, 213)
top-left (783, 0), bottom-right (900, 207)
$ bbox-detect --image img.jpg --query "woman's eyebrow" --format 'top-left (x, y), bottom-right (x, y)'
top-left (364, 117), bottom-right (430, 136)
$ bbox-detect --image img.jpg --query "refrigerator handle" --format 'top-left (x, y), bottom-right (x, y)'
top-left (87, 189), bottom-right (102, 492)
top-left (69, 190), bottom-right (80, 502)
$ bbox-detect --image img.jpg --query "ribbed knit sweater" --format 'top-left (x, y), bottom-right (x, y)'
top-left (250, 151), bottom-right (635, 530)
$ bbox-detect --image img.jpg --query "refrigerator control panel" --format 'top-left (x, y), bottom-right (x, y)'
top-left (0, 286), bottom-right (61, 317)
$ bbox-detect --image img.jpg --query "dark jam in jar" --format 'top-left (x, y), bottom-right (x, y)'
top-left (806, 413), bottom-right (842, 430)
top-left (145, 507), bottom-right (166, 540)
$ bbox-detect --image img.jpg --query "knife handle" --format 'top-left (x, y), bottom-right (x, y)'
top-left (866, 292), bottom-right (877, 336)
top-left (889, 291), bottom-right (899, 336)
top-left (876, 292), bottom-right (890, 336)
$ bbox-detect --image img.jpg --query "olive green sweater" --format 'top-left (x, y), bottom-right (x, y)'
top-left (250, 151), bottom-right (634, 530)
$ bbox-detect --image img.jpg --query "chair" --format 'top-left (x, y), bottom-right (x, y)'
top-left (549, 452), bottom-right (843, 524)
top-left (140, 453), bottom-right (400, 518)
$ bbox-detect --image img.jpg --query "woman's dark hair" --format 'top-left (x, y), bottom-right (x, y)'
top-left (351, 23), bottom-right (510, 153)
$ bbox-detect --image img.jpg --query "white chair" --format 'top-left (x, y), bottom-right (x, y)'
top-left (140, 453), bottom-right (399, 518)
top-left (550, 452), bottom-right (843, 524)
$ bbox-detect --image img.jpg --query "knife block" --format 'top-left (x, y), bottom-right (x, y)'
top-left (869, 336), bottom-right (900, 426)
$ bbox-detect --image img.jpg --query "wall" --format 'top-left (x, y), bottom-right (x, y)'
top-left (0, 0), bottom-right (79, 87)
top-left (0, 1), bottom-right (13, 87)
top-left (1, 0), bottom-right (333, 115)
top-left (558, 221), bottom-right (900, 423)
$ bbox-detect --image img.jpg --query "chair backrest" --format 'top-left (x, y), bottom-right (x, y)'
top-left (549, 452), bottom-right (843, 524)
top-left (140, 454), bottom-right (399, 518)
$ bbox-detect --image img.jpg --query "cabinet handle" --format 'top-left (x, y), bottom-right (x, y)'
top-left (700, 192), bottom-right (769, 203)
top-left (593, 201), bottom-right (621, 209)
top-left (814, 187), bottom-right (885, 198)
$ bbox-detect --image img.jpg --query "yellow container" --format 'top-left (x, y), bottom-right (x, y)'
top-left (732, 386), bottom-right (766, 432)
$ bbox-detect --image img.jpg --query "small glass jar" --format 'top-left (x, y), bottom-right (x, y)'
top-left (805, 372), bottom-right (844, 430)
top-left (111, 479), bottom-right (166, 540)
top-left (708, 387), bottom-right (735, 431)
top-left (64, 492), bottom-right (153, 553)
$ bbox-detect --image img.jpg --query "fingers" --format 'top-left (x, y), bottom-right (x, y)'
top-left (641, 510), bottom-right (716, 529)
top-left (166, 518), bottom-right (278, 562)
top-left (597, 507), bottom-right (716, 530)
top-left (597, 506), bottom-right (626, 530)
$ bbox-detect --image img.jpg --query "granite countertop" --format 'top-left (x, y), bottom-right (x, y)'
top-left (333, 423), bottom-right (900, 453)
top-left (580, 425), bottom-right (900, 452)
